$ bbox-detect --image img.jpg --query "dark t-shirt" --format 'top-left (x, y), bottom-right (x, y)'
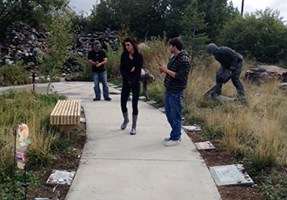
top-left (88, 50), bottom-right (107, 73)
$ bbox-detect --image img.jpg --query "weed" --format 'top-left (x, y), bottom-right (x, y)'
top-left (201, 124), bottom-right (224, 140)
top-left (51, 137), bottom-right (72, 153)
top-left (0, 170), bottom-right (40, 200)
top-left (261, 170), bottom-right (287, 200)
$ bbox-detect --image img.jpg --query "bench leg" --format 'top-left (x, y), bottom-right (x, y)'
top-left (58, 125), bottom-right (79, 139)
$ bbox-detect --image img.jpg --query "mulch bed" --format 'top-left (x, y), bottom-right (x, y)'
top-left (26, 122), bottom-right (86, 200)
top-left (186, 131), bottom-right (264, 200)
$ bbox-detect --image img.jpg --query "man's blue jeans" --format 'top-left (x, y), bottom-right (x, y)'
top-left (93, 71), bottom-right (109, 99)
top-left (164, 91), bottom-right (184, 141)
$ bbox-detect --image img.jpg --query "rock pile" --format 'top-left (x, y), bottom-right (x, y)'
top-left (76, 28), bottom-right (119, 53)
top-left (0, 22), bottom-right (47, 70)
top-left (0, 22), bottom-right (120, 75)
top-left (0, 22), bottom-right (119, 68)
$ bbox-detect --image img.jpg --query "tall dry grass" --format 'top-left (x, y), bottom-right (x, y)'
top-left (0, 90), bottom-right (62, 177)
top-left (189, 59), bottom-right (287, 168)
top-left (139, 41), bottom-right (287, 169)
top-left (139, 39), bottom-right (170, 103)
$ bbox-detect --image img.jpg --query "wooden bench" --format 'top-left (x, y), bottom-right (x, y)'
top-left (50, 100), bottom-right (81, 135)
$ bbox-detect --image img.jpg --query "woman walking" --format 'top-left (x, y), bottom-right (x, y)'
top-left (120, 37), bottom-right (143, 135)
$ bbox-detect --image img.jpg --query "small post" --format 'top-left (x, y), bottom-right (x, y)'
top-left (32, 72), bottom-right (36, 93)
top-left (21, 165), bottom-right (29, 200)
top-left (15, 124), bottom-right (31, 200)
top-left (13, 128), bottom-right (17, 199)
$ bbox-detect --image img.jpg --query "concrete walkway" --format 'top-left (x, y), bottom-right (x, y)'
top-left (1, 82), bottom-right (221, 200)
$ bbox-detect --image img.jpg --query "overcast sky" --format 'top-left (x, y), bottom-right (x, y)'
top-left (69, 0), bottom-right (287, 21)
top-left (232, 0), bottom-right (287, 20)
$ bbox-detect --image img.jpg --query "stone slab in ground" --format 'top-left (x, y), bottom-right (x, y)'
top-left (182, 125), bottom-right (202, 132)
top-left (209, 164), bottom-right (254, 186)
top-left (46, 170), bottom-right (76, 186)
top-left (195, 141), bottom-right (215, 150)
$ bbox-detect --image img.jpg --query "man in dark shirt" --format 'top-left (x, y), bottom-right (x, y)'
top-left (159, 37), bottom-right (191, 146)
top-left (206, 43), bottom-right (245, 100)
top-left (88, 40), bottom-right (111, 101)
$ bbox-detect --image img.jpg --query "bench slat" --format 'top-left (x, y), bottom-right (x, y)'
top-left (56, 100), bottom-right (64, 125)
top-left (50, 100), bottom-right (81, 125)
top-left (58, 100), bottom-right (66, 125)
top-left (66, 100), bottom-right (73, 125)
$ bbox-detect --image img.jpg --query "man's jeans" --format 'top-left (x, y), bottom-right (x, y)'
top-left (164, 91), bottom-right (184, 141)
top-left (93, 71), bottom-right (109, 99)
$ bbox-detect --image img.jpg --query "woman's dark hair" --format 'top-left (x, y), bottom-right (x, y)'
top-left (169, 37), bottom-right (183, 51)
top-left (122, 36), bottom-right (139, 54)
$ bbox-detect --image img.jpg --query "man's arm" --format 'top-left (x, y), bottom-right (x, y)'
top-left (96, 57), bottom-right (108, 67)
top-left (88, 59), bottom-right (98, 66)
top-left (88, 57), bottom-right (107, 67)
top-left (159, 65), bottom-right (176, 78)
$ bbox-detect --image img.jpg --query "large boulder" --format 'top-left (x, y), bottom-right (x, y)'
top-left (245, 65), bottom-right (287, 84)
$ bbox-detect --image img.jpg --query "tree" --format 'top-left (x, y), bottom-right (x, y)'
top-left (129, 0), bottom-right (169, 39)
top-left (196, 0), bottom-right (238, 43)
top-left (40, 9), bottom-right (74, 92)
top-left (86, 0), bottom-right (238, 42)
top-left (181, 0), bottom-right (208, 55)
top-left (220, 8), bottom-right (287, 63)
top-left (0, 0), bottom-right (69, 38)
top-left (164, 0), bottom-right (193, 38)
top-left (88, 0), bottom-right (169, 39)
top-left (89, 1), bottom-right (108, 30)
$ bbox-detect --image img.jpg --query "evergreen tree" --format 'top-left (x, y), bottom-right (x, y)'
top-left (181, 0), bottom-right (208, 55)
top-left (197, 0), bottom-right (237, 42)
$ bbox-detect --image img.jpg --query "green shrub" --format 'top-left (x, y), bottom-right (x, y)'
top-left (0, 63), bottom-right (31, 86)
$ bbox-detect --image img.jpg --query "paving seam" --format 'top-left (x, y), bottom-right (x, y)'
top-left (79, 157), bottom-right (203, 163)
